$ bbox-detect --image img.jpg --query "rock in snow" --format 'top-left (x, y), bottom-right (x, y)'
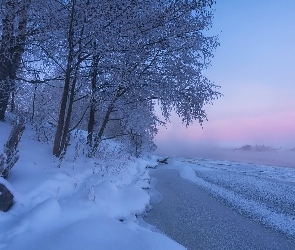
top-left (0, 183), bottom-right (14, 212)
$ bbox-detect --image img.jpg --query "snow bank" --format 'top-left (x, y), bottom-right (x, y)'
top-left (0, 122), bottom-right (185, 250)
top-left (7, 217), bottom-right (182, 250)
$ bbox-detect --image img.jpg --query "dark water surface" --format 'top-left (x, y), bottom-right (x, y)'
top-left (144, 169), bottom-right (295, 250)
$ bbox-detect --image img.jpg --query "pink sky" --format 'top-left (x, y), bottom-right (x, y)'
top-left (156, 80), bottom-right (295, 149)
top-left (155, 0), bottom-right (295, 153)
top-left (156, 109), bottom-right (295, 148)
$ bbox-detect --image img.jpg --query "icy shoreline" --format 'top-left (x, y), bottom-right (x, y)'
top-left (154, 157), bottom-right (295, 238)
top-left (145, 169), bottom-right (295, 250)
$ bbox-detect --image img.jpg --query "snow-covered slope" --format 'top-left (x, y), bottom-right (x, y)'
top-left (0, 122), bottom-right (185, 250)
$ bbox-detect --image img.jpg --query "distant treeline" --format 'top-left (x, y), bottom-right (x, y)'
top-left (235, 145), bottom-right (295, 152)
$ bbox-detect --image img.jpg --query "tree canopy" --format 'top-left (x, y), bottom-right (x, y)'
top-left (0, 0), bottom-right (220, 157)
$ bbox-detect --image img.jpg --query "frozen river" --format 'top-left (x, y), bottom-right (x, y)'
top-left (144, 159), bottom-right (295, 250)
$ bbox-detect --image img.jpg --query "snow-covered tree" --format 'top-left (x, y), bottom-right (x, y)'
top-left (1, 0), bottom-right (220, 159)
top-left (86, 0), bottom-right (220, 155)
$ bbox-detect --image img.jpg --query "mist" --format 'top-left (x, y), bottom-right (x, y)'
top-left (155, 140), bottom-right (295, 168)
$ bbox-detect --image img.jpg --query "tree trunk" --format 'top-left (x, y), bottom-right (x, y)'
top-left (0, 81), bottom-right (12, 121)
top-left (1, 116), bottom-right (25, 178)
top-left (59, 72), bottom-right (78, 155)
top-left (53, 0), bottom-right (78, 157)
top-left (31, 84), bottom-right (37, 121)
top-left (91, 103), bottom-right (114, 156)
top-left (10, 86), bottom-right (15, 112)
top-left (87, 54), bottom-right (99, 147)
top-left (90, 86), bottom-right (126, 156)
top-left (52, 65), bottom-right (73, 157)
top-left (0, 0), bottom-right (28, 121)
top-left (87, 105), bottom-right (95, 147)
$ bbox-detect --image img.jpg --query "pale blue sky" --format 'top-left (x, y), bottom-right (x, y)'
top-left (156, 0), bottom-right (295, 156)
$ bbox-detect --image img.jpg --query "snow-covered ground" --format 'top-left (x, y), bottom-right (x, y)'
top-left (157, 158), bottom-right (295, 237)
top-left (2, 121), bottom-right (295, 249)
top-left (0, 122), bottom-right (184, 250)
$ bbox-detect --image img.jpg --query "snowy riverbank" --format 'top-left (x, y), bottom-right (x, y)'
top-left (0, 122), bottom-right (184, 250)
top-left (145, 169), bottom-right (295, 250)
top-left (152, 158), bottom-right (295, 238)
top-left (1, 121), bottom-right (295, 249)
